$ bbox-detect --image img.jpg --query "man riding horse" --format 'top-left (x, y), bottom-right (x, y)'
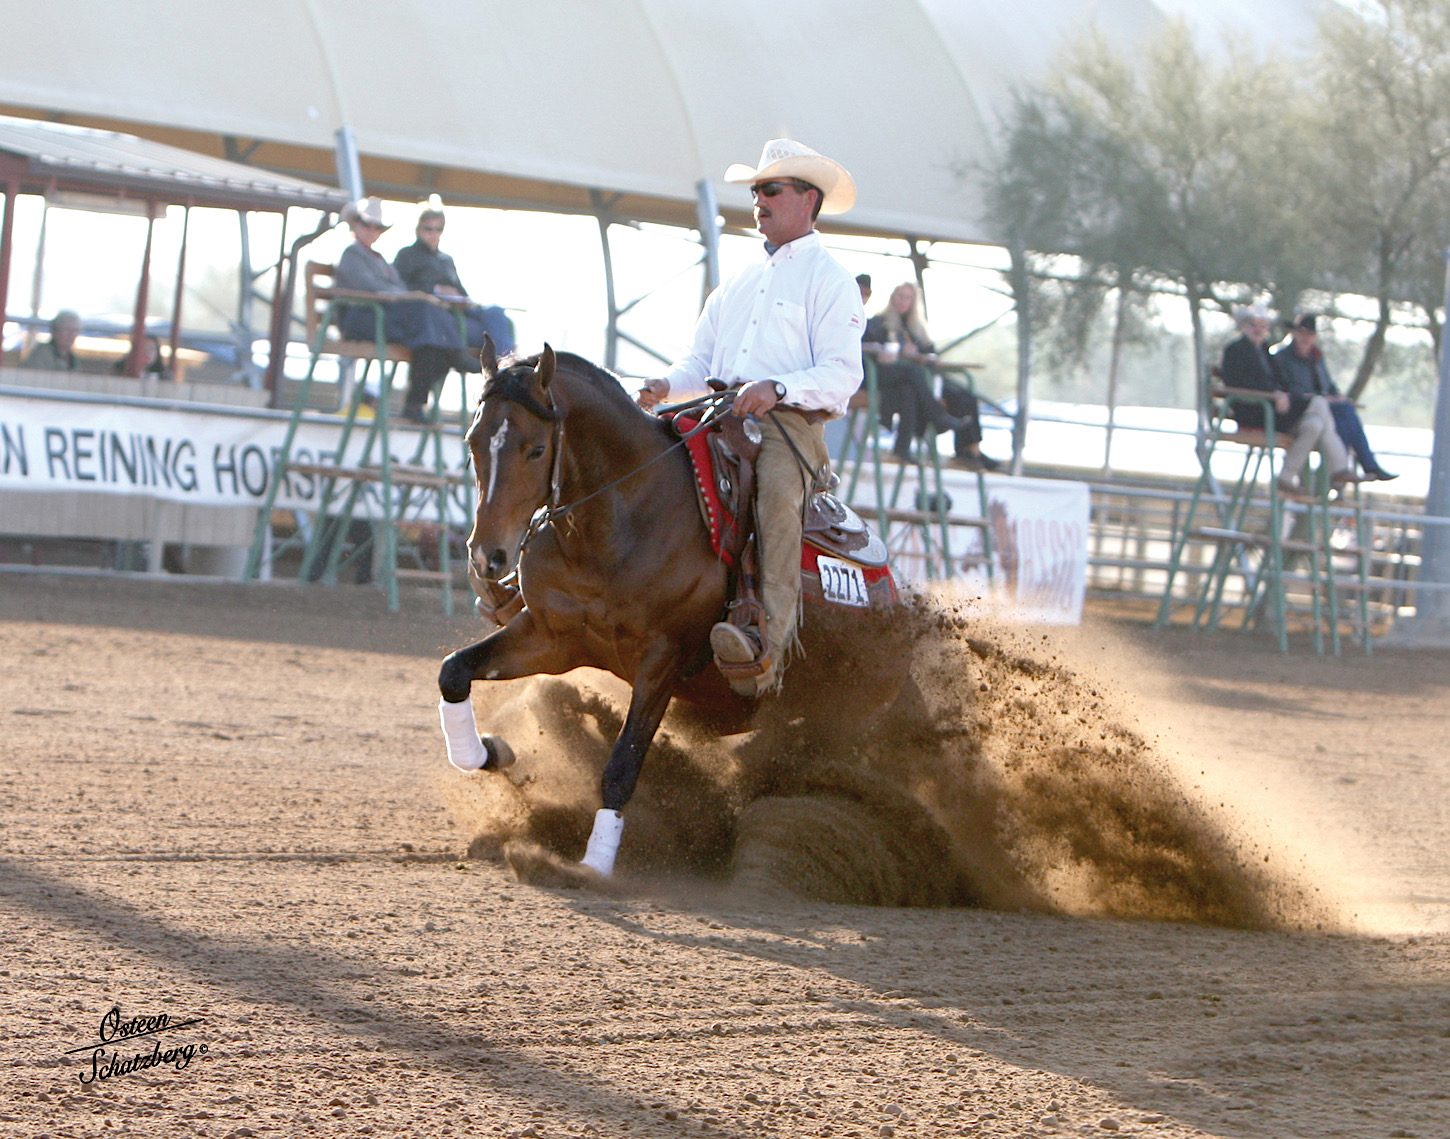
top-left (638, 139), bottom-right (864, 698)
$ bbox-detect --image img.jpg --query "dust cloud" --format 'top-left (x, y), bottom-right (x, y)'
top-left (442, 589), bottom-right (1333, 930)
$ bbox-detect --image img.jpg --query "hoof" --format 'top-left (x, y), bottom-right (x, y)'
top-left (480, 734), bottom-right (515, 771)
top-left (503, 841), bottom-right (622, 893)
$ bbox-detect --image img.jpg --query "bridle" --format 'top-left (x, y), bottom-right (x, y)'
top-left (472, 377), bottom-right (736, 575)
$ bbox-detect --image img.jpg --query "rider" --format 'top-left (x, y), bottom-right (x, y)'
top-left (638, 139), bottom-right (864, 698)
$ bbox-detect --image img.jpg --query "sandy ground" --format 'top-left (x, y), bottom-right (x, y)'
top-left (0, 572), bottom-right (1446, 1139)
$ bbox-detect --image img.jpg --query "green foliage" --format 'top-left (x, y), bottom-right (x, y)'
top-left (985, 0), bottom-right (1450, 401)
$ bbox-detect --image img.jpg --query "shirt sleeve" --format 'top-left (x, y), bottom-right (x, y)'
top-left (771, 269), bottom-right (864, 412)
top-left (661, 285), bottom-right (722, 400)
top-left (443, 253), bottom-right (468, 297)
top-left (337, 244), bottom-right (407, 294)
top-left (392, 245), bottom-right (423, 291)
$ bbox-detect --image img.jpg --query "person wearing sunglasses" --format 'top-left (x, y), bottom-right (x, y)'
top-left (394, 207), bottom-right (516, 358)
top-left (637, 139), bottom-right (864, 698)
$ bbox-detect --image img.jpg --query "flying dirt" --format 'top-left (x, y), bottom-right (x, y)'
top-left (445, 589), bottom-right (1329, 930)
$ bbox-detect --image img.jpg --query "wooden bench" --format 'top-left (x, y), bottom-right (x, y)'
top-left (1205, 365), bottom-right (1294, 448)
top-left (1210, 383), bottom-right (1293, 449)
top-left (303, 260), bottom-right (441, 363)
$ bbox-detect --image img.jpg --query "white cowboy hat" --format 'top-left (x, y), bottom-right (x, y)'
top-left (724, 139), bottom-right (856, 215)
top-left (1233, 302), bottom-right (1277, 326)
top-left (341, 196), bottom-right (390, 229)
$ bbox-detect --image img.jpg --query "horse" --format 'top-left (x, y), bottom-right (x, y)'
top-left (436, 339), bottom-right (910, 881)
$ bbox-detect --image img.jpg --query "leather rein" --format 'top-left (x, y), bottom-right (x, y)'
top-left (497, 386), bottom-right (738, 565)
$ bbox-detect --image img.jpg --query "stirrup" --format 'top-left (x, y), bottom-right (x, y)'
top-left (711, 622), bottom-right (770, 680)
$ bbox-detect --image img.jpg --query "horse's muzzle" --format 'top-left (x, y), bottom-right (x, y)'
top-left (473, 545), bottom-right (512, 582)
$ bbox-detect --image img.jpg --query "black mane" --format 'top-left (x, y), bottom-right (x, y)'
top-left (482, 350), bottom-right (640, 421)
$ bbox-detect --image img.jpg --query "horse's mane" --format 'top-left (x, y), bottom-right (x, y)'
top-left (484, 350), bottom-right (642, 421)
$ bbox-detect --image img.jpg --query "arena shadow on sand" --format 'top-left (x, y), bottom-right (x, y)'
top-left (5, 854), bottom-right (1446, 1139)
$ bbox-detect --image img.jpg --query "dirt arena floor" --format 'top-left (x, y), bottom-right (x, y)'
top-left (1, 571), bottom-right (1446, 1139)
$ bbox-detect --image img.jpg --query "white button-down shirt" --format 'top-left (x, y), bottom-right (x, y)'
top-left (662, 232), bottom-right (865, 418)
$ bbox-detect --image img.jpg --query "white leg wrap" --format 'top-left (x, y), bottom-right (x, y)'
top-left (580, 809), bottom-right (624, 876)
top-left (439, 696), bottom-right (489, 771)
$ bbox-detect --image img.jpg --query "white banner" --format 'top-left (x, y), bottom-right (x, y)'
top-left (846, 468), bottom-right (1089, 624)
top-left (0, 389), bottom-right (470, 520)
top-left (979, 473), bottom-right (1089, 624)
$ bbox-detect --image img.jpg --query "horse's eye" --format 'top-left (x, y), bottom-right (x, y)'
top-left (527, 444), bottom-right (546, 460)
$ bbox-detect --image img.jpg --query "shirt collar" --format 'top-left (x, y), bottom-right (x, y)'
top-left (763, 231), bottom-right (820, 261)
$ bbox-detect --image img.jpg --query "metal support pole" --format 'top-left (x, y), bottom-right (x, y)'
top-left (0, 181), bottom-right (16, 333)
top-left (264, 213), bottom-right (334, 407)
top-left (592, 189), bottom-right (620, 371)
top-left (1103, 282), bottom-right (1129, 475)
top-left (334, 125), bottom-right (364, 202)
top-left (237, 210), bottom-right (255, 384)
top-left (907, 237), bottom-right (930, 316)
top-left (167, 205), bottom-right (190, 379)
top-left (124, 204), bottom-right (156, 377)
top-left (1008, 240), bottom-right (1032, 476)
top-left (26, 198), bottom-right (46, 353)
top-left (695, 178), bottom-right (720, 306)
top-left (1384, 244), bottom-right (1450, 644)
top-left (1188, 283), bottom-right (1208, 460)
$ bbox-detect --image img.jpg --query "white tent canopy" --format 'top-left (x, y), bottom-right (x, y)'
top-left (0, 0), bottom-right (1328, 243)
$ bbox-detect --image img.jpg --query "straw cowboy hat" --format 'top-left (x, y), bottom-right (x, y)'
top-left (724, 139), bottom-right (857, 215)
top-left (341, 196), bottom-right (390, 229)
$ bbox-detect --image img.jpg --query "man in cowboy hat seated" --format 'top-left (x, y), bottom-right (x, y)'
top-left (638, 140), bottom-right (865, 698)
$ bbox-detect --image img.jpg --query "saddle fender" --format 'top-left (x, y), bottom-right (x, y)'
top-left (673, 413), bottom-right (897, 611)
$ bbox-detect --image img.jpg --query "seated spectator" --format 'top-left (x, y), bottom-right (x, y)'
top-left (1219, 305), bottom-right (1356, 495)
top-left (862, 283), bottom-right (998, 469)
top-left (113, 334), bottom-right (169, 378)
top-left (334, 197), bottom-right (476, 423)
top-left (393, 207), bottom-right (515, 355)
top-left (22, 310), bottom-right (81, 371)
top-left (855, 273), bottom-right (872, 307)
top-left (941, 370), bottom-right (1000, 472)
top-left (1220, 303), bottom-right (1282, 429)
top-left (1275, 313), bottom-right (1395, 482)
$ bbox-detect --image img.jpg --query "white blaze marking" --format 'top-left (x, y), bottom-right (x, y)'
top-left (485, 419), bottom-right (509, 504)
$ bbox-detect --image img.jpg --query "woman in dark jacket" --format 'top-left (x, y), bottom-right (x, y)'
top-left (393, 207), bottom-right (515, 355)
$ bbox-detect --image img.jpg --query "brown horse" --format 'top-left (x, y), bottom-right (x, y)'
top-left (437, 340), bottom-right (907, 878)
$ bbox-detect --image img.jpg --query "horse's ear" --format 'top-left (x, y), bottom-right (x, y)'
top-left (537, 343), bottom-right (556, 391)
top-left (479, 334), bottom-right (499, 380)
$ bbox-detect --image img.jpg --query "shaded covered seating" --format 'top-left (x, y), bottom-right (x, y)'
top-left (0, 115), bottom-right (349, 383)
top-left (242, 261), bottom-right (475, 614)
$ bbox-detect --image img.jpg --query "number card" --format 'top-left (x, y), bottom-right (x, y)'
top-left (815, 555), bottom-right (870, 608)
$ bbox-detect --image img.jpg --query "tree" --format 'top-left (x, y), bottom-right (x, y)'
top-left (984, 21), bottom-right (1314, 434)
top-left (1309, 0), bottom-right (1450, 401)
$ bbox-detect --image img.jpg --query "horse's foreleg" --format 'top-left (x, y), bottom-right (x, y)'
top-left (437, 611), bottom-right (573, 771)
top-left (580, 653), bottom-right (683, 876)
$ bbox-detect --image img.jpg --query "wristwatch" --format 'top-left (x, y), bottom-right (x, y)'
top-left (771, 380), bottom-right (787, 401)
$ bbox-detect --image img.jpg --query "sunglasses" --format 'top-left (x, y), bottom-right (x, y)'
top-left (750, 180), bottom-right (810, 199)
top-left (418, 225), bottom-right (444, 232)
